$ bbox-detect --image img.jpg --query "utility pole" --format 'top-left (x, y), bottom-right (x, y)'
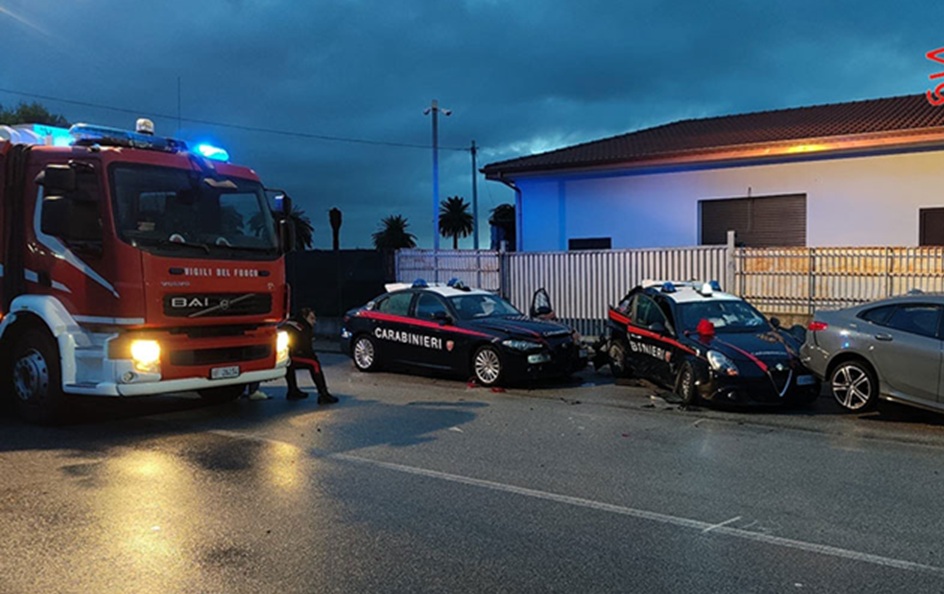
top-left (424, 100), bottom-right (451, 252)
top-left (471, 140), bottom-right (479, 250)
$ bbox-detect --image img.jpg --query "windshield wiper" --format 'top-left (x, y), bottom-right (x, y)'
top-left (157, 238), bottom-right (211, 254)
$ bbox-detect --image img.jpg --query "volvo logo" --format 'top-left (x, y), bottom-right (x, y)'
top-left (219, 299), bottom-right (230, 311)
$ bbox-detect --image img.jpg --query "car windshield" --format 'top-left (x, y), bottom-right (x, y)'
top-left (110, 164), bottom-right (279, 257)
top-left (449, 293), bottom-right (522, 320)
top-left (678, 299), bottom-right (768, 333)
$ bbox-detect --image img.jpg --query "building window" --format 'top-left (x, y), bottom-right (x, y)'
top-left (919, 208), bottom-right (944, 246)
top-left (568, 237), bottom-right (611, 250)
top-left (700, 194), bottom-right (806, 247)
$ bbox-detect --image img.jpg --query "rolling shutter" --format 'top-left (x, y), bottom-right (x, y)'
top-left (700, 194), bottom-right (806, 247)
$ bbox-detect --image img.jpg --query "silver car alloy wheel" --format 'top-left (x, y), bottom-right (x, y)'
top-left (474, 348), bottom-right (501, 384)
top-left (353, 337), bottom-right (375, 370)
top-left (831, 363), bottom-right (873, 410)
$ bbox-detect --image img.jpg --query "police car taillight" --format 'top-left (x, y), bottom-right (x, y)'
top-left (808, 321), bottom-right (828, 332)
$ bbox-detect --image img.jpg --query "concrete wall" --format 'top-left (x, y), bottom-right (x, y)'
top-left (515, 149), bottom-right (944, 251)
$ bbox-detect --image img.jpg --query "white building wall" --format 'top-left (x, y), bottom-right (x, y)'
top-left (515, 149), bottom-right (944, 251)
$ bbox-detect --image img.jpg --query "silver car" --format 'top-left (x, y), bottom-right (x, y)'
top-left (800, 293), bottom-right (944, 413)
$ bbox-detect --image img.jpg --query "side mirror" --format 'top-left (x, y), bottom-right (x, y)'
top-left (41, 195), bottom-right (71, 237)
top-left (648, 321), bottom-right (667, 334)
top-left (279, 218), bottom-right (297, 253)
top-left (35, 165), bottom-right (77, 191)
top-left (432, 311), bottom-right (452, 325)
top-left (770, 317), bottom-right (782, 329)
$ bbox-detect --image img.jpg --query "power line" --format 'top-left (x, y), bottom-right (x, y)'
top-left (0, 87), bottom-right (472, 152)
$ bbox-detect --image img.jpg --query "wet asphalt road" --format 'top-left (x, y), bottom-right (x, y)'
top-left (3, 354), bottom-right (944, 593)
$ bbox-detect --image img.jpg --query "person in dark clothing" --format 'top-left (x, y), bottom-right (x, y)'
top-left (283, 307), bottom-right (338, 404)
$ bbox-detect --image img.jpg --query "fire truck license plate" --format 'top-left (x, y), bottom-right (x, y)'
top-left (210, 365), bottom-right (240, 380)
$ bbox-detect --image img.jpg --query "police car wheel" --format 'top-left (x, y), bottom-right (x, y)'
top-left (676, 362), bottom-right (698, 406)
top-left (352, 335), bottom-right (379, 372)
top-left (607, 340), bottom-right (629, 378)
top-left (473, 345), bottom-right (503, 386)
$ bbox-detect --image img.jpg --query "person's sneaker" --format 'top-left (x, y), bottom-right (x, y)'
top-left (318, 393), bottom-right (339, 404)
top-left (286, 391), bottom-right (309, 401)
top-left (248, 389), bottom-right (269, 400)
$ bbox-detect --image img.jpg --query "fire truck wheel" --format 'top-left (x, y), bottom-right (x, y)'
top-left (198, 384), bottom-right (246, 404)
top-left (12, 329), bottom-right (66, 425)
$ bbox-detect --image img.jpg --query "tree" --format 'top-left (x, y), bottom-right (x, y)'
top-left (489, 203), bottom-right (516, 251)
top-left (372, 215), bottom-right (417, 250)
top-left (329, 207), bottom-right (342, 251)
top-left (438, 195), bottom-right (473, 250)
top-left (0, 101), bottom-right (70, 127)
top-left (288, 205), bottom-right (314, 250)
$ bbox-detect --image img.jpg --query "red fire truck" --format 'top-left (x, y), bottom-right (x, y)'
top-left (0, 120), bottom-right (293, 423)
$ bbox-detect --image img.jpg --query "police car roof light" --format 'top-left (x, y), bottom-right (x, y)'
top-left (69, 123), bottom-right (188, 153)
top-left (709, 280), bottom-right (722, 292)
top-left (412, 278), bottom-right (429, 288)
top-left (699, 282), bottom-right (714, 296)
top-left (661, 282), bottom-right (677, 293)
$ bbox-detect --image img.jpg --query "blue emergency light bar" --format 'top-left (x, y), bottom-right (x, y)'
top-left (70, 123), bottom-right (188, 153)
top-left (195, 143), bottom-right (230, 162)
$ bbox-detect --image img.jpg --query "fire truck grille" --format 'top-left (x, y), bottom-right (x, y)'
top-left (170, 345), bottom-right (271, 366)
top-left (163, 293), bottom-right (272, 318)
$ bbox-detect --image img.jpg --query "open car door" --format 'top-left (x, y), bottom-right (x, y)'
top-left (530, 287), bottom-right (557, 320)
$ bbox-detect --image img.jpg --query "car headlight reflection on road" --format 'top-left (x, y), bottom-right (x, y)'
top-left (707, 350), bottom-right (739, 376)
top-left (130, 339), bottom-right (161, 373)
top-left (276, 330), bottom-right (290, 366)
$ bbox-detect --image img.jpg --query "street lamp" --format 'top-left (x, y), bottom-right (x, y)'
top-left (424, 99), bottom-right (451, 253)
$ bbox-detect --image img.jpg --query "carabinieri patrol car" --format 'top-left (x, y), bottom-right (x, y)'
top-left (340, 280), bottom-right (587, 386)
top-left (604, 280), bottom-right (818, 406)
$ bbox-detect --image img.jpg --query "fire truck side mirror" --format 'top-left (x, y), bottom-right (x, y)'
top-left (40, 195), bottom-right (72, 237)
top-left (35, 165), bottom-right (77, 192)
top-left (280, 218), bottom-right (297, 253)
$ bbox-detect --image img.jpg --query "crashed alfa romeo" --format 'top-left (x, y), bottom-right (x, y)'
top-left (341, 280), bottom-right (587, 386)
top-left (603, 281), bottom-right (819, 406)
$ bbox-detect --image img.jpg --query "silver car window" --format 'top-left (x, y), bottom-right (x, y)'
top-left (883, 304), bottom-right (942, 339)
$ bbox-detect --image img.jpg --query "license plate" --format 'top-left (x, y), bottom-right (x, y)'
top-left (797, 374), bottom-right (816, 386)
top-left (210, 365), bottom-right (240, 380)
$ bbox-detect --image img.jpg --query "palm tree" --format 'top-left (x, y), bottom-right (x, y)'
top-left (372, 215), bottom-right (417, 250)
top-left (438, 196), bottom-right (473, 249)
top-left (287, 205), bottom-right (314, 250)
top-left (489, 203), bottom-right (516, 251)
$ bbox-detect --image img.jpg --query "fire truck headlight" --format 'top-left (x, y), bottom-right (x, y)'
top-left (276, 331), bottom-right (290, 366)
top-left (130, 340), bottom-right (161, 373)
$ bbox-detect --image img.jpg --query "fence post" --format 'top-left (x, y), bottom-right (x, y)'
top-left (725, 230), bottom-right (736, 294)
top-left (808, 248), bottom-right (816, 317)
top-left (886, 247), bottom-right (893, 298)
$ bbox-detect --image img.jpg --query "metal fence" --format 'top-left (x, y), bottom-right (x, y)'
top-left (397, 245), bottom-right (944, 331)
top-left (397, 247), bottom-right (729, 337)
top-left (396, 250), bottom-right (501, 291)
top-left (737, 246), bottom-right (944, 318)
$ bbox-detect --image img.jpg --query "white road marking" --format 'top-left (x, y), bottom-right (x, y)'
top-left (703, 515), bottom-right (742, 533)
top-left (209, 429), bottom-right (944, 575)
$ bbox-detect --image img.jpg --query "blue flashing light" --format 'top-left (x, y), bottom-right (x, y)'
top-left (709, 280), bottom-right (722, 292)
top-left (31, 124), bottom-right (72, 147)
top-left (412, 278), bottom-right (429, 288)
top-left (70, 123), bottom-right (186, 153)
top-left (195, 143), bottom-right (230, 162)
top-left (661, 282), bottom-right (677, 293)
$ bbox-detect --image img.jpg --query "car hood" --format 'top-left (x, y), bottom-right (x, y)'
top-left (684, 328), bottom-right (802, 366)
top-left (464, 315), bottom-right (573, 340)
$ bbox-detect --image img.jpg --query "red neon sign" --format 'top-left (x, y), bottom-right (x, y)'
top-left (926, 47), bottom-right (944, 106)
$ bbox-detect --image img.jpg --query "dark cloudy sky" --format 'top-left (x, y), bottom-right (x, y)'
top-left (2, 0), bottom-right (942, 249)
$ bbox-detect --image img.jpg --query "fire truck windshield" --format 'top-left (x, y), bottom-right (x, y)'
top-left (110, 164), bottom-right (279, 259)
